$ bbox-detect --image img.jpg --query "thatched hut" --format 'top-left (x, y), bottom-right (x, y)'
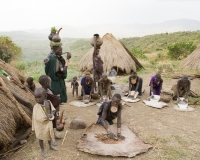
top-left (78, 33), bottom-right (143, 74)
top-left (181, 45), bottom-right (200, 69)
top-left (0, 60), bottom-right (35, 153)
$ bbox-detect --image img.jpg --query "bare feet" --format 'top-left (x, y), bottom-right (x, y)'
top-left (55, 134), bottom-right (61, 139)
top-left (52, 141), bottom-right (58, 146)
top-left (49, 145), bottom-right (58, 151)
top-left (41, 151), bottom-right (49, 158)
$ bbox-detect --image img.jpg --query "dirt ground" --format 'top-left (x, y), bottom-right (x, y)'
top-left (9, 73), bottom-right (200, 160)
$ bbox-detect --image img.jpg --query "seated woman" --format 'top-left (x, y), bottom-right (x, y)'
top-left (98, 73), bottom-right (112, 101)
top-left (96, 94), bottom-right (125, 140)
top-left (128, 72), bottom-right (143, 97)
top-left (149, 73), bottom-right (163, 96)
top-left (81, 71), bottom-right (94, 100)
top-left (171, 74), bottom-right (191, 101)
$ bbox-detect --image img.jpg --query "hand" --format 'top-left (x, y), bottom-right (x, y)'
top-left (177, 97), bottom-right (180, 102)
top-left (43, 58), bottom-right (49, 64)
top-left (183, 98), bottom-right (188, 103)
top-left (66, 52), bottom-right (71, 60)
top-left (117, 133), bottom-right (125, 140)
top-left (108, 132), bottom-right (117, 139)
top-left (47, 114), bottom-right (53, 119)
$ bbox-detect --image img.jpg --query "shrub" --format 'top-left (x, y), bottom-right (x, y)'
top-left (0, 36), bottom-right (22, 62)
top-left (167, 42), bottom-right (196, 60)
top-left (156, 62), bottom-right (174, 73)
top-left (131, 48), bottom-right (147, 60)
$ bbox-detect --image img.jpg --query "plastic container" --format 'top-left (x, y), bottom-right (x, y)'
top-left (150, 95), bottom-right (160, 102)
top-left (177, 97), bottom-right (188, 109)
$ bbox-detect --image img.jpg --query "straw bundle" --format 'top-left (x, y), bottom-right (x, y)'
top-left (0, 94), bottom-right (22, 148)
top-left (79, 33), bottom-right (143, 74)
top-left (0, 60), bottom-right (35, 150)
top-left (181, 45), bottom-right (200, 69)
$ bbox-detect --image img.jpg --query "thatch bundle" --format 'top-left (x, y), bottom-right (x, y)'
top-left (78, 33), bottom-right (143, 74)
top-left (181, 45), bottom-right (200, 69)
top-left (0, 60), bottom-right (35, 151)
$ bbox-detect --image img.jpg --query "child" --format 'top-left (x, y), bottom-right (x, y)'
top-left (71, 76), bottom-right (79, 97)
top-left (32, 88), bottom-right (58, 158)
top-left (38, 75), bottom-right (61, 141)
top-left (98, 73), bottom-right (112, 101)
top-left (26, 77), bottom-right (35, 92)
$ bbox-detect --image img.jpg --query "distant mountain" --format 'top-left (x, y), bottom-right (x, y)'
top-left (1, 19), bottom-right (200, 39)
top-left (23, 19), bottom-right (200, 38)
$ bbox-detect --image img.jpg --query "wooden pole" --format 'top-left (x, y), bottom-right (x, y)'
top-left (62, 130), bottom-right (68, 145)
top-left (0, 77), bottom-right (32, 126)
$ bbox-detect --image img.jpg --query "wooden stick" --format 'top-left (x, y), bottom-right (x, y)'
top-left (62, 130), bottom-right (68, 145)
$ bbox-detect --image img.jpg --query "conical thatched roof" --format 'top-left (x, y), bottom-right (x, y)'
top-left (181, 45), bottom-right (200, 69)
top-left (0, 59), bottom-right (35, 151)
top-left (78, 33), bottom-right (143, 74)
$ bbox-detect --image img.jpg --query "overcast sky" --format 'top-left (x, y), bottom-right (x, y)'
top-left (1, 0), bottom-right (200, 31)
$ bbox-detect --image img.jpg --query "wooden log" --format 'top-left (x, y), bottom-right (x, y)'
top-left (0, 78), bottom-right (32, 126)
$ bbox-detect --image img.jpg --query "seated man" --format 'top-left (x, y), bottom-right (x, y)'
top-left (81, 71), bottom-right (94, 100)
top-left (149, 74), bottom-right (163, 96)
top-left (128, 72), bottom-right (143, 97)
top-left (98, 73), bottom-right (112, 101)
top-left (171, 74), bottom-right (191, 101)
top-left (96, 94), bottom-right (125, 140)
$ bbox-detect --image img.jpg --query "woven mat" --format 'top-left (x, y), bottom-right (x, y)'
top-left (77, 123), bottom-right (152, 157)
top-left (69, 101), bottom-right (97, 107)
top-left (143, 100), bottom-right (168, 109)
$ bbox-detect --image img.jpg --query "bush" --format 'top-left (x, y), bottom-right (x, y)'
top-left (0, 36), bottom-right (22, 62)
top-left (156, 62), bottom-right (174, 73)
top-left (167, 42), bottom-right (196, 60)
top-left (131, 48), bottom-right (147, 60)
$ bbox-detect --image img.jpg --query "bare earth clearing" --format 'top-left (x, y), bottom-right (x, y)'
top-left (10, 72), bottom-right (200, 160)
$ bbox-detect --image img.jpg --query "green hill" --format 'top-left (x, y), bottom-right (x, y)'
top-left (120, 31), bottom-right (200, 54)
top-left (2, 30), bottom-right (200, 80)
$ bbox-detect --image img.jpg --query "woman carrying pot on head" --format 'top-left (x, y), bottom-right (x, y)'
top-left (128, 72), bottom-right (143, 98)
top-left (45, 27), bottom-right (71, 103)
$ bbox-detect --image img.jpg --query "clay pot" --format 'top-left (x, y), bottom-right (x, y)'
top-left (48, 31), bottom-right (56, 41)
top-left (52, 28), bottom-right (62, 42)
top-left (90, 34), bottom-right (103, 47)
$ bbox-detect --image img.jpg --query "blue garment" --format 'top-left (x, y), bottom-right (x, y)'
top-left (47, 51), bottom-right (54, 58)
top-left (81, 77), bottom-right (94, 96)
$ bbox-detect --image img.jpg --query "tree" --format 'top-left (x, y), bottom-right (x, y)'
top-left (131, 48), bottom-right (147, 60)
top-left (167, 42), bottom-right (196, 60)
top-left (0, 36), bottom-right (22, 62)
